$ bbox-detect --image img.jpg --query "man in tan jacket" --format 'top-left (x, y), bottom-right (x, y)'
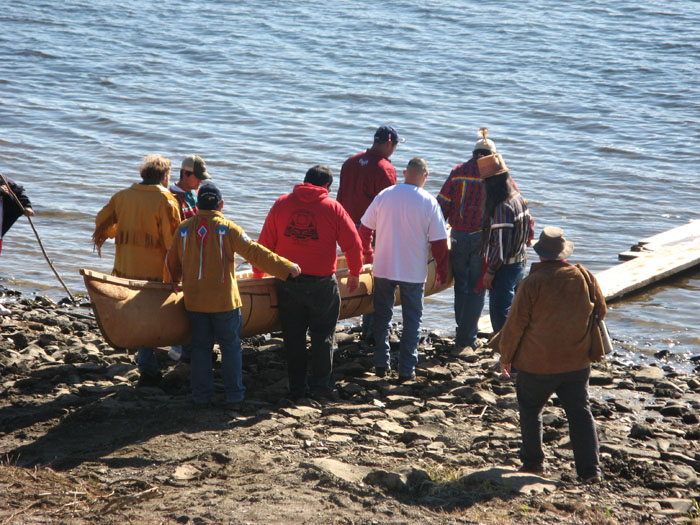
top-left (495, 227), bottom-right (607, 483)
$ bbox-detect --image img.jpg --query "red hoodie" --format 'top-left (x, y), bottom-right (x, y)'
top-left (253, 183), bottom-right (363, 278)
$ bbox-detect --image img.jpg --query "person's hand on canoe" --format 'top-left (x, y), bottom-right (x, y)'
top-left (347, 274), bottom-right (359, 293)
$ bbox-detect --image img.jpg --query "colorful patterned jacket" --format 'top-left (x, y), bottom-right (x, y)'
top-left (167, 210), bottom-right (296, 313)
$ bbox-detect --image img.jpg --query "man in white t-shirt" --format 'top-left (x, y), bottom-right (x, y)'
top-left (359, 158), bottom-right (449, 381)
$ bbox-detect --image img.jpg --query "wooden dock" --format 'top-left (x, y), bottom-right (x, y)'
top-left (477, 220), bottom-right (700, 335)
top-left (618, 220), bottom-right (700, 261)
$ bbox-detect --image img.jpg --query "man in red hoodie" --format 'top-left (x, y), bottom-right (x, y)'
top-left (255, 166), bottom-right (365, 401)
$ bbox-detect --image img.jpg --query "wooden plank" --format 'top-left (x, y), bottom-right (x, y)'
top-left (618, 220), bottom-right (700, 260)
top-left (598, 239), bottom-right (700, 302)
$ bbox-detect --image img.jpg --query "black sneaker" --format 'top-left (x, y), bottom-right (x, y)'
top-left (375, 366), bottom-right (388, 378)
top-left (136, 371), bottom-right (162, 388)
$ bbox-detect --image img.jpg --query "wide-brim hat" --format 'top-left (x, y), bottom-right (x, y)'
top-left (533, 226), bottom-right (574, 260)
top-left (477, 153), bottom-right (509, 179)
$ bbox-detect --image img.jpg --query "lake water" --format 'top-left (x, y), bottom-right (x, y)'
top-left (1, 0), bottom-right (699, 370)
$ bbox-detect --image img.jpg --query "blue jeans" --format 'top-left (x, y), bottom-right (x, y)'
top-left (373, 277), bottom-right (424, 376)
top-left (489, 261), bottom-right (525, 333)
top-left (276, 275), bottom-right (341, 398)
top-left (136, 348), bottom-right (159, 376)
top-left (516, 367), bottom-right (600, 478)
top-left (450, 230), bottom-right (486, 347)
top-left (187, 309), bottom-right (245, 404)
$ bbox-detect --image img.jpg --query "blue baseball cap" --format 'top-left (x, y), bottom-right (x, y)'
top-left (197, 183), bottom-right (223, 210)
top-left (374, 125), bottom-right (405, 144)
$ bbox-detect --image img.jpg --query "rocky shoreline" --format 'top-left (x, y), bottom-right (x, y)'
top-left (1, 291), bottom-right (699, 524)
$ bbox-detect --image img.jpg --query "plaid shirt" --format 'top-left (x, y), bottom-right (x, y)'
top-left (486, 192), bottom-right (533, 273)
top-left (437, 158), bottom-right (484, 232)
top-left (170, 184), bottom-right (198, 220)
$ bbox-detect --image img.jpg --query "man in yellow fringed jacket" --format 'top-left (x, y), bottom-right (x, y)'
top-left (166, 183), bottom-right (300, 407)
top-left (93, 154), bottom-right (181, 387)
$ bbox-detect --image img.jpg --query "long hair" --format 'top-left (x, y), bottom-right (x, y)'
top-left (480, 172), bottom-right (513, 254)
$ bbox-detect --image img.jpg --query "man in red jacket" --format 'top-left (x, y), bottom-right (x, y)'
top-left (337, 124), bottom-right (404, 344)
top-left (255, 166), bottom-right (365, 401)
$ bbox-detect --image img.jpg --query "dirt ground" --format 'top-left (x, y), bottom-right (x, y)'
top-left (1, 296), bottom-right (699, 524)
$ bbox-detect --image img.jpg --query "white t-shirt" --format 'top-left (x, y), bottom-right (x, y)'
top-left (361, 183), bottom-right (448, 283)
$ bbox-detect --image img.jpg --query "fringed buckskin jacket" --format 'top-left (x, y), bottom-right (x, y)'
top-left (495, 260), bottom-right (607, 374)
top-left (167, 210), bottom-right (297, 313)
top-left (93, 183), bottom-right (181, 281)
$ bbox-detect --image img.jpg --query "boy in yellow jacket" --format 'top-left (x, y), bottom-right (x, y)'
top-left (166, 183), bottom-right (300, 406)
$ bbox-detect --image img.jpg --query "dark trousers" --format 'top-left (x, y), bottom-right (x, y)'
top-left (516, 367), bottom-right (600, 478)
top-left (276, 275), bottom-right (341, 398)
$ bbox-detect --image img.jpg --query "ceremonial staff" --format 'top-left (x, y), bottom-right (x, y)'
top-left (0, 172), bottom-right (76, 303)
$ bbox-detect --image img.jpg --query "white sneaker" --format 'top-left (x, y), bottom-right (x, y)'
top-left (0, 304), bottom-right (11, 315)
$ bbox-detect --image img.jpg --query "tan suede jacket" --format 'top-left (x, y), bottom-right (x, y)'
top-left (496, 261), bottom-right (607, 374)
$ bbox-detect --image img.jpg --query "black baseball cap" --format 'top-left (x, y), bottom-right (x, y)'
top-left (197, 183), bottom-right (223, 210)
top-left (374, 125), bottom-right (405, 144)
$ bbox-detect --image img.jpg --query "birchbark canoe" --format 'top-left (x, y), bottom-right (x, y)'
top-left (80, 256), bottom-right (453, 350)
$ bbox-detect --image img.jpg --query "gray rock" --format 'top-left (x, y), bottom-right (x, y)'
top-left (634, 366), bottom-right (665, 383)
top-left (302, 458), bottom-right (371, 484)
top-left (613, 400), bottom-right (634, 413)
top-left (334, 362), bottom-right (366, 377)
top-left (472, 389), bottom-right (498, 405)
top-left (496, 394), bottom-right (519, 410)
top-left (590, 369), bottom-right (613, 386)
top-left (106, 362), bottom-right (135, 379)
top-left (449, 385), bottom-right (474, 399)
top-left (335, 332), bottom-right (356, 347)
top-left (659, 403), bottom-right (687, 417)
top-left (660, 451), bottom-right (700, 470)
top-left (415, 409), bottom-right (446, 423)
top-left (600, 443), bottom-right (661, 460)
top-left (630, 423), bottom-right (655, 440)
top-left (373, 420), bottom-right (405, 435)
top-left (460, 467), bottom-right (560, 495)
top-left (20, 344), bottom-right (50, 362)
top-left (363, 469), bottom-right (405, 491)
top-left (8, 332), bottom-right (29, 349)
top-left (656, 380), bottom-right (684, 393)
top-left (363, 466), bottom-right (431, 492)
top-left (682, 412), bottom-right (699, 425)
top-left (37, 332), bottom-right (60, 347)
top-left (340, 383), bottom-right (363, 396)
top-left (279, 406), bottom-right (321, 420)
top-left (399, 425), bottom-right (439, 443)
top-left (650, 498), bottom-right (694, 513)
top-left (419, 365), bottom-right (452, 380)
top-left (294, 428), bottom-right (315, 440)
top-left (384, 409), bottom-right (410, 421)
